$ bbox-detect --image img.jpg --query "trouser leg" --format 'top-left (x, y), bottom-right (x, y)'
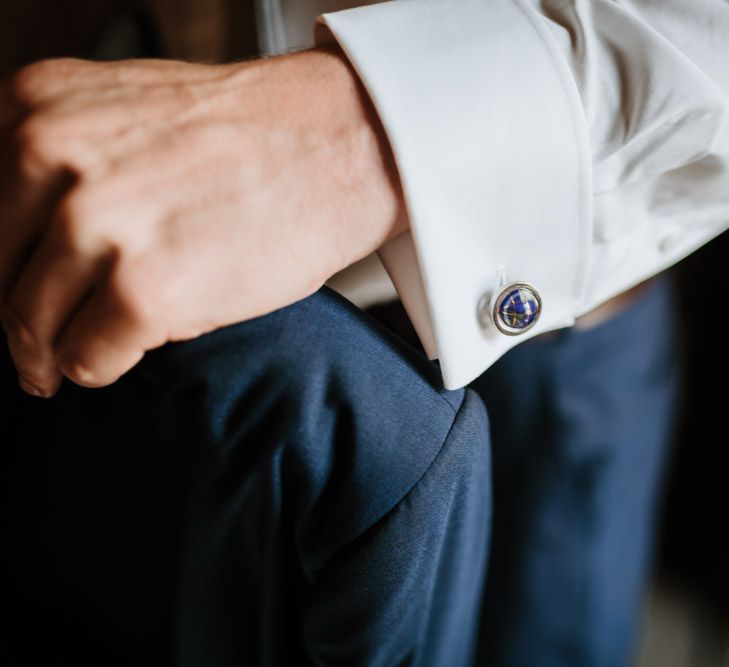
top-left (1, 286), bottom-right (492, 667)
top-left (472, 275), bottom-right (680, 667)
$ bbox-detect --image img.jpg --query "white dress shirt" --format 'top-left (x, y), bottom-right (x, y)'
top-left (255, 0), bottom-right (729, 389)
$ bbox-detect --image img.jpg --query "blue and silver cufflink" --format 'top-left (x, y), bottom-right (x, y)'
top-left (492, 283), bottom-right (542, 335)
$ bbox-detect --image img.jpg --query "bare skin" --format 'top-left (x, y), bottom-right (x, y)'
top-left (0, 46), bottom-right (407, 397)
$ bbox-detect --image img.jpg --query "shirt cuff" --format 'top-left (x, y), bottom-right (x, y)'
top-left (315, 0), bottom-right (592, 389)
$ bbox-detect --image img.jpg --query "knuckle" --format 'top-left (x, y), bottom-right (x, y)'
top-left (17, 367), bottom-right (59, 391)
top-left (7, 61), bottom-right (51, 104)
top-left (17, 372), bottom-right (49, 391)
top-left (52, 182), bottom-right (129, 253)
top-left (53, 188), bottom-right (95, 241)
top-left (7, 58), bottom-right (80, 105)
top-left (109, 269), bottom-right (157, 329)
top-left (52, 184), bottom-right (119, 255)
top-left (13, 116), bottom-right (61, 176)
top-left (57, 350), bottom-right (99, 387)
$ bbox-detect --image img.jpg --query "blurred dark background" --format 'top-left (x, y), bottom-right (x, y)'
top-left (643, 237), bottom-right (729, 666)
top-left (0, 0), bottom-right (258, 75)
top-left (0, 1), bottom-right (727, 664)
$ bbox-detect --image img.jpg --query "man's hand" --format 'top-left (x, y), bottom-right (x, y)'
top-left (0, 48), bottom-right (407, 397)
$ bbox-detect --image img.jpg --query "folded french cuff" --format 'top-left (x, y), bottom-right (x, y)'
top-left (315, 0), bottom-right (593, 389)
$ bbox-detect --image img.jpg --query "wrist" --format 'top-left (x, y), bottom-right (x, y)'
top-left (236, 44), bottom-right (408, 280)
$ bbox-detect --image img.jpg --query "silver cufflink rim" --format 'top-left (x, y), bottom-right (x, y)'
top-left (492, 282), bottom-right (542, 336)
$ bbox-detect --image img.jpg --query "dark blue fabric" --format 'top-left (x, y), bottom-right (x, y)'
top-left (0, 276), bottom-right (679, 667)
top-left (472, 275), bottom-right (680, 667)
top-left (0, 286), bottom-right (492, 667)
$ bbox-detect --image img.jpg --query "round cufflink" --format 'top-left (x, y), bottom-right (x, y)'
top-left (492, 283), bottom-right (542, 335)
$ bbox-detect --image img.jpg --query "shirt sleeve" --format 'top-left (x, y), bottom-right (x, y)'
top-left (311, 0), bottom-right (729, 390)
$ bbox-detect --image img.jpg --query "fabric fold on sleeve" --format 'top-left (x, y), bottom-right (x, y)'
top-left (543, 0), bottom-right (729, 315)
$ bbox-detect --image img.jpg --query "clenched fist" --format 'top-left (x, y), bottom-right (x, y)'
top-left (0, 47), bottom-right (406, 397)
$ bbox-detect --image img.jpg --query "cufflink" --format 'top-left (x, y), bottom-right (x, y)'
top-left (492, 283), bottom-right (542, 335)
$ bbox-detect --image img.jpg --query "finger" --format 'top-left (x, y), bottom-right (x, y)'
top-left (55, 279), bottom-right (164, 389)
top-left (2, 58), bottom-right (215, 114)
top-left (1, 215), bottom-right (108, 397)
top-left (0, 171), bottom-right (73, 292)
top-left (0, 111), bottom-right (76, 301)
top-left (0, 60), bottom-right (117, 112)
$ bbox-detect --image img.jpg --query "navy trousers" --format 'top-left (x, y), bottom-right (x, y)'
top-left (1, 277), bottom-right (678, 666)
top-left (1, 287), bottom-right (491, 666)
